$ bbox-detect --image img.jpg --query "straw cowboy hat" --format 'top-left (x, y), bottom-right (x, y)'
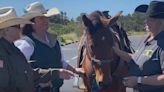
top-left (22, 2), bottom-right (60, 20)
top-left (0, 7), bottom-right (32, 29)
top-left (135, 1), bottom-right (164, 19)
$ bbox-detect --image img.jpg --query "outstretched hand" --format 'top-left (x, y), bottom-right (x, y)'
top-left (74, 68), bottom-right (85, 77)
top-left (59, 69), bottom-right (74, 80)
top-left (116, 10), bottom-right (123, 16)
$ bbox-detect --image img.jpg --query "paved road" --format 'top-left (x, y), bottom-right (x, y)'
top-left (60, 43), bottom-right (80, 92)
top-left (128, 35), bottom-right (147, 50)
top-left (60, 35), bottom-right (146, 92)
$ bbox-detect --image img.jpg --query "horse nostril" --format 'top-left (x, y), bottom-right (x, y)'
top-left (98, 82), bottom-right (111, 89)
top-left (98, 82), bottom-right (103, 87)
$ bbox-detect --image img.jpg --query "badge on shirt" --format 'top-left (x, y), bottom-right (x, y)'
top-left (143, 50), bottom-right (153, 57)
top-left (0, 60), bottom-right (4, 68)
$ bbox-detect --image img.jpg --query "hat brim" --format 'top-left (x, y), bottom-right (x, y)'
top-left (134, 4), bottom-right (164, 18)
top-left (102, 11), bottom-right (109, 14)
top-left (134, 4), bottom-right (148, 13)
top-left (45, 7), bottom-right (60, 17)
top-left (22, 7), bottom-right (60, 20)
top-left (22, 12), bottom-right (44, 20)
top-left (0, 18), bottom-right (32, 29)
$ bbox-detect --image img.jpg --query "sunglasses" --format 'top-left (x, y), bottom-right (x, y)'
top-left (10, 25), bottom-right (21, 29)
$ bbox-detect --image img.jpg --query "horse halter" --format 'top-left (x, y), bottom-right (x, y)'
top-left (84, 30), bottom-right (121, 90)
top-left (84, 38), bottom-right (113, 90)
top-left (90, 56), bottom-right (114, 66)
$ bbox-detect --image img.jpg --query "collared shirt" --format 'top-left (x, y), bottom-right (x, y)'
top-left (128, 31), bottom-right (164, 92)
top-left (129, 31), bottom-right (164, 75)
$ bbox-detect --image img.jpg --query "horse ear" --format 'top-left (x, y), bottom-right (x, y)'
top-left (82, 15), bottom-right (89, 27)
top-left (82, 15), bottom-right (94, 33)
top-left (108, 11), bottom-right (122, 26)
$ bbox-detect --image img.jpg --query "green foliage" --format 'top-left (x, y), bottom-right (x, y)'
top-left (48, 22), bottom-right (83, 36)
top-left (118, 13), bottom-right (146, 32)
top-left (60, 33), bottom-right (79, 43)
top-left (128, 31), bottom-right (146, 35)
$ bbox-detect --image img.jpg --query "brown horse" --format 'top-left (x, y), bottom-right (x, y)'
top-left (81, 11), bottom-right (128, 92)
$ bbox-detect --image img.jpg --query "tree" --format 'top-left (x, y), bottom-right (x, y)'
top-left (118, 13), bottom-right (145, 32)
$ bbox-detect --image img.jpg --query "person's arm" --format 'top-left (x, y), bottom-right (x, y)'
top-left (123, 74), bottom-right (164, 88)
top-left (33, 68), bottom-right (74, 84)
top-left (141, 74), bottom-right (164, 85)
top-left (60, 43), bottom-right (85, 76)
top-left (62, 59), bottom-right (85, 76)
top-left (113, 44), bottom-right (133, 62)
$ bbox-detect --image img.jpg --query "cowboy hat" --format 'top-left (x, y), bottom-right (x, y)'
top-left (0, 7), bottom-right (32, 29)
top-left (102, 10), bottom-right (109, 14)
top-left (22, 2), bottom-right (60, 20)
top-left (134, 1), bottom-right (164, 19)
top-left (102, 10), bottom-right (112, 18)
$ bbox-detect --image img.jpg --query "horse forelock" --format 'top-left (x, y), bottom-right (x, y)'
top-left (88, 11), bottom-right (103, 30)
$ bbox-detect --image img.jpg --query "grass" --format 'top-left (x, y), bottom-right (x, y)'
top-left (127, 31), bottom-right (146, 36)
top-left (60, 33), bottom-right (79, 44)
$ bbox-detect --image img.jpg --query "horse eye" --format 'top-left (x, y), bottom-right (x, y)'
top-left (91, 44), bottom-right (94, 48)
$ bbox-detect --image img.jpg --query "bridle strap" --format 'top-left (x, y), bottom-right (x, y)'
top-left (91, 57), bottom-right (114, 65)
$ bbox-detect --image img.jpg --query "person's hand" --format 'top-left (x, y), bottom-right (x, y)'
top-left (59, 69), bottom-right (74, 80)
top-left (123, 76), bottom-right (138, 88)
top-left (74, 68), bottom-right (85, 77)
top-left (116, 10), bottom-right (123, 16)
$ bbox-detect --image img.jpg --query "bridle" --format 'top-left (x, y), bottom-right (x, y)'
top-left (84, 31), bottom-right (120, 90)
top-left (84, 29), bottom-right (119, 73)
top-left (84, 10), bottom-right (125, 90)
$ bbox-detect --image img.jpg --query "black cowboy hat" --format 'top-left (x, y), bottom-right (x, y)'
top-left (134, 1), bottom-right (164, 19)
top-left (102, 10), bottom-right (111, 18)
top-left (102, 10), bottom-right (109, 14)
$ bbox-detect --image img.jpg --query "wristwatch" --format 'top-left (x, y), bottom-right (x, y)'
top-left (137, 77), bottom-right (142, 84)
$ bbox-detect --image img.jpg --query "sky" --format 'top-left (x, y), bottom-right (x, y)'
top-left (0, 0), bottom-right (152, 19)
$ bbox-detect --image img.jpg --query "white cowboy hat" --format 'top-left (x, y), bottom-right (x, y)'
top-left (22, 2), bottom-right (60, 20)
top-left (0, 7), bottom-right (32, 29)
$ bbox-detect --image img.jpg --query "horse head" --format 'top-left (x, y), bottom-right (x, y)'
top-left (82, 11), bottom-right (121, 91)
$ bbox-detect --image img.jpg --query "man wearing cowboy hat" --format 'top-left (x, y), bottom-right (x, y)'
top-left (14, 2), bottom-right (84, 92)
top-left (113, 1), bottom-right (164, 92)
top-left (0, 7), bottom-right (75, 92)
